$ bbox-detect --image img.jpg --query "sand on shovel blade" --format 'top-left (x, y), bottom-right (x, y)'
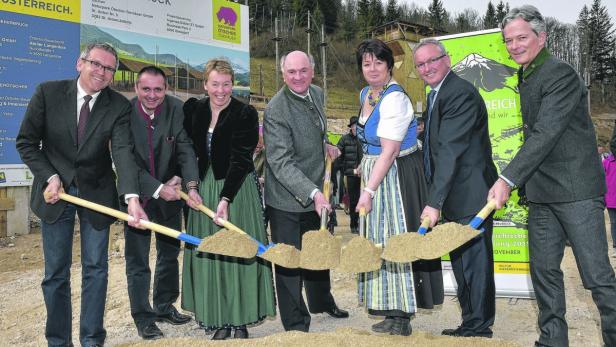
top-left (196, 229), bottom-right (258, 258)
top-left (419, 222), bottom-right (480, 259)
top-left (337, 236), bottom-right (382, 273)
top-left (381, 232), bottom-right (421, 263)
top-left (261, 243), bottom-right (301, 268)
top-left (382, 223), bottom-right (481, 261)
top-left (299, 229), bottom-right (341, 270)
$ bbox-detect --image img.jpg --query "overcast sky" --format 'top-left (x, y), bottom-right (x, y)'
top-left (400, 0), bottom-right (615, 25)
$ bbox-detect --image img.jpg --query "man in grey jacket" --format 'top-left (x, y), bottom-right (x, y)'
top-left (489, 5), bottom-right (616, 346)
top-left (263, 50), bottom-right (347, 332)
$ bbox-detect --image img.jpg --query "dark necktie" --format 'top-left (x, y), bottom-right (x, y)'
top-left (78, 95), bottom-right (92, 146)
top-left (423, 90), bottom-right (436, 182)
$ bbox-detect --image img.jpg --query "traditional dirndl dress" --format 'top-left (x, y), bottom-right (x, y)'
top-left (356, 82), bottom-right (424, 315)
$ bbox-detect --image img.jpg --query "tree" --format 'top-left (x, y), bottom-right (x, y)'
top-left (587, 0), bottom-right (615, 83)
top-left (317, 0), bottom-right (340, 33)
top-left (369, 0), bottom-right (385, 27)
top-left (483, 1), bottom-right (498, 29)
top-left (455, 8), bottom-right (480, 33)
top-left (495, 1), bottom-right (507, 27)
top-left (340, 0), bottom-right (358, 41)
top-left (385, 0), bottom-right (401, 22)
top-left (577, 5), bottom-right (591, 77)
top-left (428, 0), bottom-right (446, 30)
top-left (357, 0), bottom-right (372, 36)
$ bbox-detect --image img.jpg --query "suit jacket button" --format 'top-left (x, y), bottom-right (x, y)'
top-left (523, 124), bottom-right (528, 129)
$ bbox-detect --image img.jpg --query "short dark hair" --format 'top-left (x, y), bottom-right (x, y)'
top-left (137, 65), bottom-right (167, 81)
top-left (355, 39), bottom-right (394, 74)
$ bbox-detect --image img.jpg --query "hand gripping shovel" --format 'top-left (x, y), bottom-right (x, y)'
top-left (299, 156), bottom-right (342, 270)
top-left (337, 208), bottom-right (383, 273)
top-left (383, 200), bottom-right (496, 262)
top-left (49, 191), bottom-right (207, 251)
top-left (179, 191), bottom-right (300, 268)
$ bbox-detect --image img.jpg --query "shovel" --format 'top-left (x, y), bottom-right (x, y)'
top-left (337, 207), bottom-right (383, 273)
top-left (179, 191), bottom-right (300, 268)
top-left (49, 191), bottom-right (208, 252)
top-left (383, 200), bottom-right (496, 262)
top-left (299, 156), bottom-right (342, 270)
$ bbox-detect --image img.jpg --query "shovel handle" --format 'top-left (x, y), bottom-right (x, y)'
top-left (359, 207), bottom-right (366, 235)
top-left (49, 191), bottom-right (202, 246)
top-left (469, 199), bottom-right (497, 229)
top-left (417, 217), bottom-right (431, 235)
top-left (178, 191), bottom-right (247, 235)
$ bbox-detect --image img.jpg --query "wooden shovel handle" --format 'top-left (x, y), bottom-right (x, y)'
top-left (49, 191), bottom-right (185, 241)
top-left (178, 190), bottom-right (247, 235)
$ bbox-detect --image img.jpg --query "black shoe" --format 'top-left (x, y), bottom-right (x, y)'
top-left (350, 227), bottom-right (359, 234)
top-left (325, 305), bottom-right (349, 318)
top-left (86, 344), bottom-right (102, 347)
top-left (389, 317), bottom-right (412, 336)
top-left (442, 326), bottom-right (492, 338)
top-left (212, 327), bottom-right (232, 340)
top-left (234, 326), bottom-right (249, 339)
top-left (157, 306), bottom-right (191, 325)
top-left (197, 321), bottom-right (214, 335)
top-left (137, 322), bottom-right (164, 340)
top-left (371, 316), bottom-right (395, 333)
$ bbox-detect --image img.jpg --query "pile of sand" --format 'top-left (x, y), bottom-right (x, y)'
top-left (260, 243), bottom-right (300, 268)
top-left (300, 230), bottom-right (342, 270)
top-left (197, 229), bottom-right (258, 258)
top-left (338, 236), bottom-right (382, 273)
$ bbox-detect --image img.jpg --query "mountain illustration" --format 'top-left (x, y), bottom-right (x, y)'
top-left (452, 53), bottom-right (517, 92)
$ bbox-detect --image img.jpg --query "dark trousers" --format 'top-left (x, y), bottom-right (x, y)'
top-left (124, 212), bottom-right (181, 329)
top-left (448, 214), bottom-right (495, 335)
top-left (607, 208), bottom-right (616, 249)
top-left (346, 176), bottom-right (361, 229)
top-left (266, 205), bottom-right (337, 332)
top-left (529, 198), bottom-right (616, 347)
top-left (41, 185), bottom-right (108, 347)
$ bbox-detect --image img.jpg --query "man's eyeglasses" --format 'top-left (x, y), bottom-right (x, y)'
top-left (82, 58), bottom-right (116, 74)
top-left (415, 54), bottom-right (446, 70)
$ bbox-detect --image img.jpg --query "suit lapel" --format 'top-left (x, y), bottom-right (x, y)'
top-left (63, 81), bottom-right (78, 145)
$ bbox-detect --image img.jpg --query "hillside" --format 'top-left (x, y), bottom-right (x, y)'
top-left (249, 56), bottom-right (616, 143)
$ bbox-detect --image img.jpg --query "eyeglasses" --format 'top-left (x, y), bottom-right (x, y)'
top-left (415, 54), bottom-right (446, 70)
top-left (82, 58), bottom-right (116, 74)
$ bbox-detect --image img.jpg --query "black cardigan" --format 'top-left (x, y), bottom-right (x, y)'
top-left (183, 96), bottom-right (258, 202)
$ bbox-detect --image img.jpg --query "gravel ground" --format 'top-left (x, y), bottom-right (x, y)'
top-left (1, 210), bottom-right (614, 346)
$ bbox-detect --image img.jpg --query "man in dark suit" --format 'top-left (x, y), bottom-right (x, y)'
top-left (16, 42), bottom-right (148, 347)
top-left (125, 66), bottom-right (202, 340)
top-left (263, 50), bottom-right (347, 332)
top-left (490, 6), bottom-right (616, 346)
top-left (415, 39), bottom-right (498, 338)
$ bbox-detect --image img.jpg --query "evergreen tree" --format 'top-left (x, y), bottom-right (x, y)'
top-left (577, 5), bottom-right (591, 77)
top-left (317, 0), bottom-right (340, 33)
top-left (357, 0), bottom-right (372, 36)
top-left (495, 1), bottom-right (507, 26)
top-left (455, 8), bottom-right (480, 33)
top-left (385, 0), bottom-right (401, 22)
top-left (292, 0), bottom-right (316, 27)
top-left (587, 0), bottom-right (615, 82)
top-left (340, 0), bottom-right (358, 40)
top-left (369, 0), bottom-right (385, 27)
top-left (483, 1), bottom-right (498, 29)
top-left (428, 0), bottom-right (446, 29)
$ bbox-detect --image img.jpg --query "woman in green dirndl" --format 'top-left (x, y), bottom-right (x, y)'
top-left (181, 59), bottom-right (276, 340)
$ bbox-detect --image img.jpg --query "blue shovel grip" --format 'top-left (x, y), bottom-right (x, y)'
top-left (257, 242), bottom-right (274, 256)
top-left (418, 226), bottom-right (429, 235)
top-left (178, 233), bottom-right (202, 246)
top-left (469, 216), bottom-right (485, 230)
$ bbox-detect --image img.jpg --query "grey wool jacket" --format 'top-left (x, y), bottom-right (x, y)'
top-left (263, 84), bottom-right (328, 212)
